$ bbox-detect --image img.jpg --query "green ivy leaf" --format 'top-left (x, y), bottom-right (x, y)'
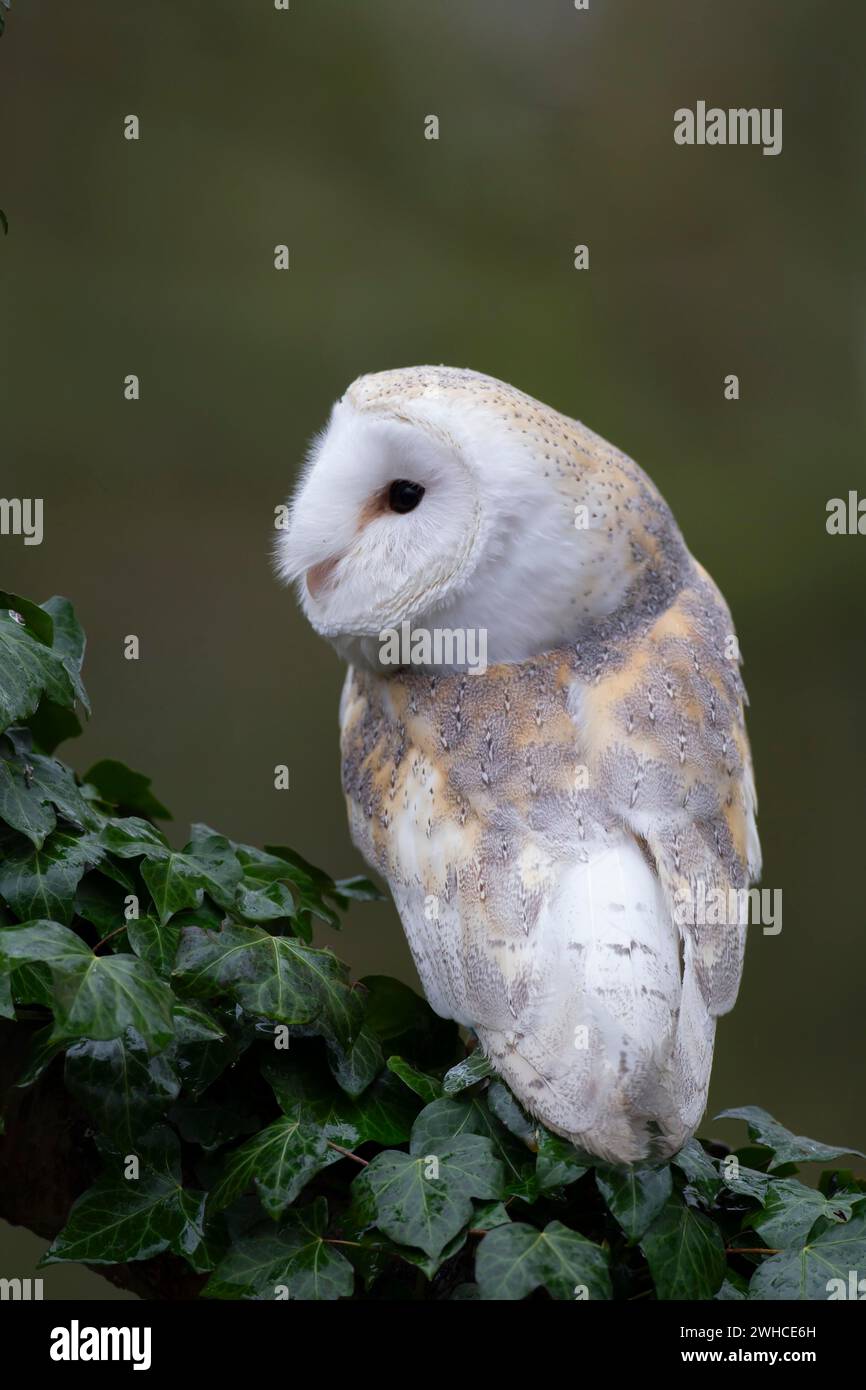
top-left (170, 1002), bottom-right (235, 1099)
top-left (263, 1052), bottom-right (419, 1149)
top-left (65, 1030), bottom-right (180, 1147)
top-left (443, 1047), bottom-right (493, 1094)
top-left (173, 923), bottom-right (362, 1049)
top-left (332, 876), bottom-right (383, 902)
top-left (486, 1080), bottom-right (535, 1144)
top-left (596, 1163), bottom-right (673, 1242)
top-left (39, 596), bottom-right (89, 714)
top-left (751, 1178), bottom-right (860, 1249)
top-left (360, 975), bottom-right (436, 1040)
top-left (410, 1095), bottom-right (534, 1197)
top-left (0, 756), bottom-right (56, 847)
top-left (386, 1055), bottom-right (442, 1103)
top-left (204, 1198), bottom-right (353, 1301)
top-left (327, 1023), bottom-right (383, 1097)
top-left (640, 1196), bottom-right (727, 1300)
top-left (42, 1129), bottom-right (205, 1266)
top-left (0, 607), bottom-right (77, 734)
top-left (717, 1106), bottom-right (864, 1169)
top-left (82, 759), bottom-right (171, 820)
top-left (748, 1209), bottom-right (866, 1300)
top-left (50, 952), bottom-right (176, 1053)
top-left (233, 879), bottom-right (296, 925)
top-left (0, 919), bottom-right (93, 970)
top-left (126, 914), bottom-right (180, 977)
top-left (535, 1127), bottom-right (589, 1192)
top-left (673, 1138), bottom-right (723, 1203)
top-left (208, 1112), bottom-right (338, 1219)
top-left (0, 924), bottom-right (175, 1052)
top-left (0, 830), bottom-right (103, 923)
top-left (0, 967), bottom-right (13, 1018)
top-left (352, 1112), bottom-right (505, 1258)
top-left (476, 1220), bottom-right (612, 1301)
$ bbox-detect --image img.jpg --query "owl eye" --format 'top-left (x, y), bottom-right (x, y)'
top-left (388, 479), bottom-right (425, 514)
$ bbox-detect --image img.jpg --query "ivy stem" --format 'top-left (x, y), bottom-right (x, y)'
top-left (92, 924), bottom-right (129, 952)
top-left (327, 1141), bottom-right (368, 1166)
top-left (726, 1247), bottom-right (780, 1255)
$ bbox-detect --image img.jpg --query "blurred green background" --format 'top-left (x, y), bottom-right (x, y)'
top-left (1, 0), bottom-right (864, 1297)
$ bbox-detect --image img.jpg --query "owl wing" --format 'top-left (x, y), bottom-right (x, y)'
top-left (571, 561), bottom-right (761, 1149)
top-left (579, 560), bottom-right (761, 1012)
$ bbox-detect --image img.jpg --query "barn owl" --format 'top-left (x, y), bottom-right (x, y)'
top-left (278, 366), bottom-right (761, 1166)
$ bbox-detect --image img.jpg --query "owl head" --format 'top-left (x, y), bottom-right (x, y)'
top-left (278, 366), bottom-right (687, 671)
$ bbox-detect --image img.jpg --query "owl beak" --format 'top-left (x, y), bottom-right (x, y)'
top-left (305, 554), bottom-right (342, 599)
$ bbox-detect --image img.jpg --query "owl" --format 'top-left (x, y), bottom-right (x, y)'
top-left (278, 366), bottom-right (761, 1166)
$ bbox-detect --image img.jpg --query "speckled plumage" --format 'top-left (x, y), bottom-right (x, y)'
top-left (286, 366), bottom-right (761, 1165)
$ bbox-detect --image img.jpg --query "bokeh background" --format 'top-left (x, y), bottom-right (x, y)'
top-left (1, 0), bottom-right (864, 1297)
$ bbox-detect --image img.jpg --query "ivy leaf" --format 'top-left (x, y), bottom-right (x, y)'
top-left (263, 1052), bottom-right (419, 1149)
top-left (717, 1106), bottom-right (864, 1169)
top-left (0, 968), bottom-right (13, 1018)
top-left (173, 923), bottom-right (362, 1049)
top-left (82, 759), bottom-right (171, 820)
top-left (361, 975), bottom-right (436, 1040)
top-left (535, 1127), bottom-right (589, 1192)
top-left (0, 756), bottom-right (56, 847)
top-left (14, 1025), bottom-right (68, 1086)
top-left (0, 594), bottom-right (53, 646)
top-left (0, 829), bottom-right (103, 923)
top-left (208, 1112), bottom-right (338, 1219)
top-left (41, 1129), bottom-right (205, 1266)
top-left (126, 914), bottom-right (180, 977)
top-left (233, 879), bottom-right (296, 925)
top-left (716, 1273), bottom-right (749, 1300)
top-left (750, 1178), bottom-right (860, 1249)
top-left (486, 1081), bottom-right (535, 1145)
top-left (50, 952), bottom-right (176, 1053)
top-left (39, 596), bottom-right (89, 713)
top-left (410, 1095), bottom-right (534, 1196)
top-left (443, 1048), bottom-right (493, 1094)
top-left (352, 1113), bottom-right (505, 1258)
top-left (332, 876), bottom-right (383, 903)
top-left (672, 1138), bottom-right (722, 1203)
top-left (0, 919), bottom-right (93, 970)
top-left (204, 1198), bottom-right (353, 1301)
top-left (596, 1163), bottom-right (673, 1243)
top-left (327, 1023), bottom-right (383, 1097)
top-left (141, 855), bottom-right (210, 924)
top-left (748, 1209), bottom-right (866, 1300)
top-left (386, 1055), bottom-right (442, 1103)
top-left (74, 870), bottom-right (131, 934)
top-left (64, 1030), bottom-right (181, 1147)
top-left (0, 606), bottom-right (77, 734)
top-left (476, 1220), bottom-right (612, 1301)
top-left (640, 1195), bottom-right (727, 1299)
top-left (99, 816), bottom-right (170, 858)
top-left (0, 926), bottom-right (176, 1053)
top-left (171, 1003), bottom-right (236, 1099)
